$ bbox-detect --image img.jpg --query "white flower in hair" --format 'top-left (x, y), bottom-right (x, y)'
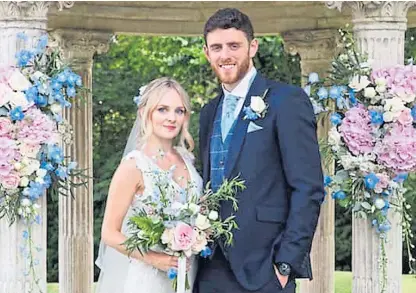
top-left (133, 85), bottom-right (148, 106)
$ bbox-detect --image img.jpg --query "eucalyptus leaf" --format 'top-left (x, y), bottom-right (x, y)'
top-left (361, 202), bottom-right (372, 210)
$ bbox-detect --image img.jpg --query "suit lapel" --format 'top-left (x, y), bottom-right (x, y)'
top-left (202, 93), bottom-right (222, 184)
top-left (224, 74), bottom-right (268, 178)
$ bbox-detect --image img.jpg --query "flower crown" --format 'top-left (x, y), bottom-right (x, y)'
top-left (133, 85), bottom-right (147, 106)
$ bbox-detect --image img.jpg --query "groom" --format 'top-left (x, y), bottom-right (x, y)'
top-left (195, 8), bottom-right (325, 293)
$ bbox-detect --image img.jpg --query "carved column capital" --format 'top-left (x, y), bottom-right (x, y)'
top-left (49, 29), bottom-right (111, 68)
top-left (282, 29), bottom-right (338, 60)
top-left (327, 1), bottom-right (416, 25)
top-left (0, 1), bottom-right (73, 21)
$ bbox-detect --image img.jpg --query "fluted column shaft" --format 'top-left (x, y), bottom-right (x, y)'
top-left (0, 3), bottom-right (49, 293)
top-left (327, 2), bottom-right (415, 293)
top-left (283, 29), bottom-right (338, 293)
top-left (51, 29), bottom-right (110, 293)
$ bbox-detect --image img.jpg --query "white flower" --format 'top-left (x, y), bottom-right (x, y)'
top-left (8, 70), bottom-right (32, 92)
top-left (195, 213), bottom-right (211, 230)
top-left (14, 162), bottom-right (22, 171)
top-left (383, 111), bottom-right (395, 122)
top-left (35, 177), bottom-right (44, 184)
top-left (36, 168), bottom-right (47, 178)
top-left (33, 204), bottom-right (40, 209)
top-left (328, 127), bottom-right (342, 147)
top-left (0, 83), bottom-right (12, 107)
top-left (384, 97), bottom-right (405, 113)
top-left (375, 78), bottom-right (387, 87)
top-left (21, 198), bottom-right (32, 207)
top-left (19, 177), bottom-right (29, 187)
top-left (50, 103), bottom-right (62, 114)
top-left (208, 210), bottom-right (219, 221)
top-left (31, 71), bottom-right (48, 82)
top-left (161, 228), bottom-right (174, 245)
top-left (349, 75), bottom-right (370, 92)
top-left (374, 198), bottom-right (386, 210)
top-left (187, 203), bottom-right (200, 215)
top-left (363, 87), bottom-right (377, 99)
top-left (375, 85), bottom-right (386, 94)
top-left (8, 91), bottom-right (30, 109)
top-left (395, 90), bottom-right (415, 103)
top-left (250, 96), bottom-right (266, 114)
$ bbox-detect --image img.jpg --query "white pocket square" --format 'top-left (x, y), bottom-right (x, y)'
top-left (247, 121), bottom-right (263, 133)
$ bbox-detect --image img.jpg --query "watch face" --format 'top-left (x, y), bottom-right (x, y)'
top-left (278, 263), bottom-right (291, 276)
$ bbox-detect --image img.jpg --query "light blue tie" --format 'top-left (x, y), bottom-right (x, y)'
top-left (221, 94), bottom-right (239, 141)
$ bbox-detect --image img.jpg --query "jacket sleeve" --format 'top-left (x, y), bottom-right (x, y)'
top-left (273, 87), bottom-right (325, 276)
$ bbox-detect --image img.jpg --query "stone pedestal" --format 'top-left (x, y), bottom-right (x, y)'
top-left (50, 29), bottom-right (110, 293)
top-left (283, 29), bottom-right (338, 293)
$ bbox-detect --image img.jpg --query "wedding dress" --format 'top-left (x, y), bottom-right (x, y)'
top-left (95, 146), bottom-right (203, 293)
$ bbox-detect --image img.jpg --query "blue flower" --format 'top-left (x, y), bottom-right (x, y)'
top-left (51, 79), bottom-right (63, 91)
top-left (28, 182), bottom-right (45, 200)
top-left (336, 96), bottom-right (348, 110)
top-left (47, 145), bottom-right (64, 164)
top-left (369, 110), bottom-right (384, 125)
top-left (317, 87), bottom-right (329, 100)
top-left (372, 219), bottom-right (378, 226)
top-left (348, 88), bottom-right (357, 106)
top-left (167, 268), bottom-right (177, 280)
top-left (332, 190), bottom-right (346, 200)
top-left (68, 162), bottom-right (77, 172)
top-left (15, 50), bottom-right (34, 67)
top-left (55, 166), bottom-right (68, 179)
top-left (35, 215), bottom-right (42, 225)
top-left (17, 32), bottom-right (28, 41)
top-left (200, 246), bottom-right (212, 258)
top-left (34, 95), bottom-right (48, 107)
top-left (377, 222), bottom-right (391, 233)
top-left (43, 174), bottom-right (52, 188)
top-left (330, 113), bottom-right (342, 125)
top-left (25, 86), bottom-right (39, 101)
top-left (308, 72), bottom-right (320, 84)
top-left (411, 105), bottom-right (416, 121)
top-left (22, 231), bottom-right (29, 239)
top-left (66, 86), bottom-right (76, 97)
top-left (329, 86), bottom-right (341, 99)
top-left (41, 161), bottom-right (54, 171)
top-left (243, 106), bottom-right (260, 121)
top-left (36, 34), bottom-right (48, 53)
top-left (303, 85), bottom-right (311, 96)
top-left (324, 175), bottom-right (332, 187)
top-left (393, 172), bottom-right (408, 183)
top-left (364, 173), bottom-right (379, 190)
top-left (10, 107), bottom-right (25, 121)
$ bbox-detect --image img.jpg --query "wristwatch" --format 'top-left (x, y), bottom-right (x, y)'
top-left (277, 262), bottom-right (291, 276)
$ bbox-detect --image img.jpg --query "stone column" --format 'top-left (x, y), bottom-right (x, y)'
top-left (0, 2), bottom-right (72, 293)
top-left (327, 2), bottom-right (415, 293)
top-left (50, 29), bottom-right (110, 293)
top-left (283, 29), bottom-right (338, 293)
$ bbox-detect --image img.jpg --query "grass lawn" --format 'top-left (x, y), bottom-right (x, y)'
top-left (47, 271), bottom-right (416, 293)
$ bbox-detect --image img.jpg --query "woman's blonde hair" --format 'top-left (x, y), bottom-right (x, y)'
top-left (136, 77), bottom-right (194, 151)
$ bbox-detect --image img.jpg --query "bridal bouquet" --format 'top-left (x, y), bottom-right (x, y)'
top-left (124, 169), bottom-right (245, 292)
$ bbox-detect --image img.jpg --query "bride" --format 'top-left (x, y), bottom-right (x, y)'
top-left (95, 77), bottom-right (203, 293)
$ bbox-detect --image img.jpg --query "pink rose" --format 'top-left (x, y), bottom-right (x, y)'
top-left (397, 108), bottom-right (413, 126)
top-left (0, 117), bottom-right (12, 136)
top-left (374, 173), bottom-right (390, 194)
top-left (1, 171), bottom-right (20, 189)
top-left (171, 222), bottom-right (196, 252)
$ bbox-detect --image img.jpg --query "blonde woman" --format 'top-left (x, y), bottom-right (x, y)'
top-left (95, 77), bottom-right (203, 293)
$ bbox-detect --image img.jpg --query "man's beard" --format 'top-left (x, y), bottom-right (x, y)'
top-left (212, 54), bottom-right (251, 86)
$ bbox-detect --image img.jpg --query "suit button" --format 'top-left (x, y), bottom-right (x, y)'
top-left (219, 160), bottom-right (224, 165)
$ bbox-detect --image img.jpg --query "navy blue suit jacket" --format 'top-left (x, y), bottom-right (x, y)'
top-left (198, 73), bottom-right (325, 291)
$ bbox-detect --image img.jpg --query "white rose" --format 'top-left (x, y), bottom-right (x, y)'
top-left (208, 210), bottom-right (219, 221)
top-left (14, 162), bottom-right (22, 171)
top-left (8, 70), bottom-right (32, 92)
top-left (349, 75), bottom-right (370, 92)
top-left (19, 177), bottom-right (29, 187)
top-left (8, 91), bottom-right (30, 109)
top-left (383, 111), bottom-right (395, 122)
top-left (250, 96), bottom-right (266, 113)
top-left (36, 168), bottom-right (47, 178)
top-left (161, 228), bottom-right (174, 245)
top-left (375, 77), bottom-right (387, 87)
top-left (374, 198), bottom-right (386, 210)
top-left (384, 97), bottom-right (405, 113)
top-left (50, 103), bottom-right (62, 114)
top-left (375, 85), bottom-right (386, 94)
top-left (188, 203), bottom-right (200, 215)
top-left (21, 198), bottom-right (32, 207)
top-left (363, 87), bottom-right (376, 99)
top-left (195, 213), bottom-right (211, 230)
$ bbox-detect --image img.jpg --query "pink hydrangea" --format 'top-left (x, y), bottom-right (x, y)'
top-left (0, 137), bottom-right (16, 177)
top-left (1, 171), bottom-right (20, 189)
top-left (339, 106), bottom-right (375, 155)
top-left (0, 117), bottom-right (13, 136)
top-left (371, 65), bottom-right (416, 97)
top-left (374, 123), bottom-right (416, 172)
top-left (16, 107), bottom-right (58, 146)
top-left (397, 108), bottom-right (413, 126)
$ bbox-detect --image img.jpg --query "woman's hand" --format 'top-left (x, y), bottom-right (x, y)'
top-left (142, 252), bottom-right (192, 272)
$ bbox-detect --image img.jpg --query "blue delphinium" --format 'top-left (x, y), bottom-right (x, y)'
top-left (364, 173), bottom-right (379, 190)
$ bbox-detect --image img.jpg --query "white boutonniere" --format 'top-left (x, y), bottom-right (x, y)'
top-left (243, 88), bottom-right (269, 121)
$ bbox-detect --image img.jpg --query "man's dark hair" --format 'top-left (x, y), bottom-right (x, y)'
top-left (203, 8), bottom-right (254, 43)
